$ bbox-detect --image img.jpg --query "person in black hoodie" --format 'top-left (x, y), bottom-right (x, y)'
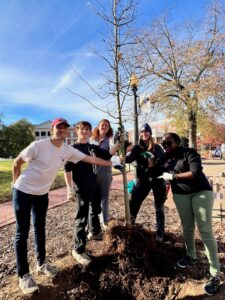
top-left (125, 123), bottom-right (167, 242)
top-left (159, 132), bottom-right (220, 296)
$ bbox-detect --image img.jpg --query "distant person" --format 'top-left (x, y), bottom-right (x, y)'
top-left (221, 143), bottom-right (225, 160)
top-left (64, 121), bottom-right (121, 265)
top-left (12, 118), bottom-right (112, 295)
top-left (159, 132), bottom-right (220, 296)
top-left (125, 123), bottom-right (167, 242)
top-left (214, 145), bottom-right (222, 159)
top-left (91, 119), bottom-right (114, 229)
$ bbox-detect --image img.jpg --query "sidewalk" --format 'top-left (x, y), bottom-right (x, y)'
top-left (1, 160), bottom-right (225, 228)
top-left (0, 172), bottom-right (135, 228)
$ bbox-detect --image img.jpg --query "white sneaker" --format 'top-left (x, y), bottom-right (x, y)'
top-left (72, 249), bottom-right (91, 265)
top-left (19, 273), bottom-right (39, 295)
top-left (36, 262), bottom-right (59, 277)
top-left (87, 231), bottom-right (103, 241)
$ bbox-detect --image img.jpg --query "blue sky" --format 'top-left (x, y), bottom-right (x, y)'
top-left (0, 0), bottom-right (209, 127)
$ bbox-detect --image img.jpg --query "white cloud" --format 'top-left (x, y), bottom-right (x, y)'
top-left (50, 68), bottom-right (76, 94)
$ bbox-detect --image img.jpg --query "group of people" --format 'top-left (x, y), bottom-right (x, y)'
top-left (12, 117), bottom-right (220, 296)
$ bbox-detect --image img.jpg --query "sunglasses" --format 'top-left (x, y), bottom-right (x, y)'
top-left (162, 141), bottom-right (173, 147)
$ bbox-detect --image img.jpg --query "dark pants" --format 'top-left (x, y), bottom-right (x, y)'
top-left (13, 188), bottom-right (49, 278)
top-left (74, 187), bottom-right (101, 254)
top-left (130, 178), bottom-right (167, 234)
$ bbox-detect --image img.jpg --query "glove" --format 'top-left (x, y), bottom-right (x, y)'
top-left (115, 127), bottom-right (125, 143)
top-left (111, 155), bottom-right (124, 171)
top-left (140, 151), bottom-right (154, 159)
top-left (117, 134), bottom-right (125, 143)
top-left (113, 164), bottom-right (124, 172)
top-left (127, 179), bottom-right (136, 193)
top-left (67, 186), bottom-right (76, 202)
top-left (157, 172), bottom-right (174, 181)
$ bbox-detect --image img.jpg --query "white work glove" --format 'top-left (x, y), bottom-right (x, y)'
top-left (111, 155), bottom-right (124, 172)
top-left (157, 172), bottom-right (174, 181)
top-left (67, 186), bottom-right (76, 202)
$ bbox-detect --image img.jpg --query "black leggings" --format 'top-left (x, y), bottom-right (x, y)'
top-left (130, 178), bottom-right (167, 233)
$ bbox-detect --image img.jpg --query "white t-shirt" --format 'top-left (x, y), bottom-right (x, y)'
top-left (14, 139), bottom-right (85, 195)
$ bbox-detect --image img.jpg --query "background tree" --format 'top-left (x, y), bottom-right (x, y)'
top-left (0, 119), bottom-right (35, 158)
top-left (0, 113), bottom-right (4, 154)
top-left (136, 0), bottom-right (225, 148)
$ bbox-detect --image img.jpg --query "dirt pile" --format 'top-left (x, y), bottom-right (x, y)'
top-left (0, 190), bottom-right (225, 299)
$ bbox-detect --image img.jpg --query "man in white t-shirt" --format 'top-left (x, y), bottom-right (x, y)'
top-left (12, 117), bottom-right (112, 295)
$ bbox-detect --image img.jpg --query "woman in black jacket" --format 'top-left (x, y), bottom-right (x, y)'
top-left (159, 132), bottom-right (220, 296)
top-left (125, 123), bottom-right (167, 242)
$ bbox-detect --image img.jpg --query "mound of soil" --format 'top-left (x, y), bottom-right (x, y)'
top-left (0, 190), bottom-right (225, 300)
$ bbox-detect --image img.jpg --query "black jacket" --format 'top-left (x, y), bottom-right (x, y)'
top-left (164, 147), bottom-right (212, 194)
top-left (125, 143), bottom-right (165, 180)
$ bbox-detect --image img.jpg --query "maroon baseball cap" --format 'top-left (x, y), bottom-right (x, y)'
top-left (51, 118), bottom-right (70, 128)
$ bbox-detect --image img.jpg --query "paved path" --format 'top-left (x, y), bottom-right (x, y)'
top-left (0, 187), bottom-right (69, 228)
top-left (0, 172), bottom-right (135, 228)
top-left (1, 160), bottom-right (225, 228)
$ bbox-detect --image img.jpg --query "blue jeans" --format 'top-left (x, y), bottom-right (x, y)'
top-left (13, 188), bottom-right (49, 277)
top-left (96, 171), bottom-right (112, 224)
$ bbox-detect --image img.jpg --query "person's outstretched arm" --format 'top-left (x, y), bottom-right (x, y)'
top-left (109, 141), bottom-right (121, 155)
top-left (82, 155), bottom-right (112, 167)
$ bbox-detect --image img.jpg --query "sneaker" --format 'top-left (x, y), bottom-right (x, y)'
top-left (72, 249), bottom-right (91, 266)
top-left (203, 276), bottom-right (220, 295)
top-left (19, 273), bottom-right (39, 295)
top-left (87, 231), bottom-right (103, 241)
top-left (177, 255), bottom-right (198, 268)
top-left (36, 262), bottom-right (59, 277)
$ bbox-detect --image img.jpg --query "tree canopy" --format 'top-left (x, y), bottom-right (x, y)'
top-left (0, 119), bottom-right (35, 158)
top-left (135, 1), bottom-right (225, 148)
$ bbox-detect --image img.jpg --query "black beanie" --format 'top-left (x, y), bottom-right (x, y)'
top-left (140, 123), bottom-right (152, 135)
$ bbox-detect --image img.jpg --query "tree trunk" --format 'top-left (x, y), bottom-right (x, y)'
top-left (113, 0), bottom-right (131, 225)
top-left (188, 110), bottom-right (197, 149)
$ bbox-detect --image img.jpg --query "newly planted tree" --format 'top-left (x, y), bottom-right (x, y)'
top-left (70, 0), bottom-right (139, 224)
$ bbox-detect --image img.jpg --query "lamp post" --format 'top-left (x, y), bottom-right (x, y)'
top-left (130, 73), bottom-right (139, 144)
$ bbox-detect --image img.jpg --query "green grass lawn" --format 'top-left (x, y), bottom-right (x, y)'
top-left (0, 160), bottom-right (13, 203)
top-left (0, 159), bottom-right (127, 203)
top-left (0, 160), bottom-right (66, 203)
